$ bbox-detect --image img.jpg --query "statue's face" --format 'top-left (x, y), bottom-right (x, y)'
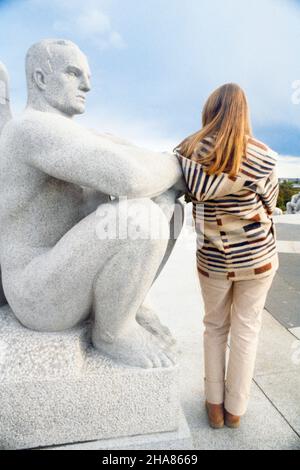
top-left (41, 46), bottom-right (91, 117)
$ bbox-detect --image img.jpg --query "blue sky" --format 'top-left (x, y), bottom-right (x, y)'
top-left (0, 0), bottom-right (300, 176)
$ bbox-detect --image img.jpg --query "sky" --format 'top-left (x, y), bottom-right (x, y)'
top-left (0, 0), bottom-right (300, 177)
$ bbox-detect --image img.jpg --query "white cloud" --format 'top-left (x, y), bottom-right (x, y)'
top-left (34, 0), bottom-right (126, 50)
top-left (108, 31), bottom-right (126, 50)
top-left (75, 10), bottom-right (111, 35)
top-left (277, 155), bottom-right (300, 178)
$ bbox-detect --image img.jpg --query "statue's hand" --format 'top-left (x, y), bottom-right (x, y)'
top-left (172, 174), bottom-right (188, 199)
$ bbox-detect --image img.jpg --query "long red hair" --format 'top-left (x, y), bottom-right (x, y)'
top-left (175, 83), bottom-right (252, 177)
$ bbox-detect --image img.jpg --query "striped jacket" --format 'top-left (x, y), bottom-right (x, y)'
top-left (176, 137), bottom-right (279, 281)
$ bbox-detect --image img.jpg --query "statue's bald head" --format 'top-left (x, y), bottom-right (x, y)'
top-left (25, 39), bottom-right (84, 89)
top-left (25, 39), bottom-right (91, 117)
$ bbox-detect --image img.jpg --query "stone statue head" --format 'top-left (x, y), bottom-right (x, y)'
top-left (25, 39), bottom-right (91, 117)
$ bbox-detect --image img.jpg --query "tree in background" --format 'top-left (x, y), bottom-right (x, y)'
top-left (277, 181), bottom-right (299, 212)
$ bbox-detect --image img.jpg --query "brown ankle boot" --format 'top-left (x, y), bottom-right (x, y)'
top-left (205, 401), bottom-right (224, 429)
top-left (225, 409), bottom-right (241, 428)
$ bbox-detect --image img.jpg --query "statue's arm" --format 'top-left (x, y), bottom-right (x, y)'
top-left (21, 114), bottom-right (183, 198)
top-left (256, 167), bottom-right (279, 216)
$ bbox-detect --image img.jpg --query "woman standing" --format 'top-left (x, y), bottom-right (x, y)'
top-left (175, 83), bottom-right (279, 429)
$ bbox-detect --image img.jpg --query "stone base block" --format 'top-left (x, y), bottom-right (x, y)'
top-left (0, 306), bottom-right (180, 450)
top-left (45, 409), bottom-right (192, 450)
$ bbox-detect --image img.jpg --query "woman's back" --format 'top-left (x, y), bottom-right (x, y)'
top-left (175, 83), bottom-right (279, 425)
top-left (177, 136), bottom-right (279, 281)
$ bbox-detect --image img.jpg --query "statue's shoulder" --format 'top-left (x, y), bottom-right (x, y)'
top-left (4, 111), bottom-right (41, 135)
top-left (0, 113), bottom-right (54, 161)
top-left (14, 109), bottom-right (52, 130)
top-left (0, 116), bottom-right (24, 146)
top-left (4, 111), bottom-right (86, 153)
top-left (6, 110), bottom-right (60, 143)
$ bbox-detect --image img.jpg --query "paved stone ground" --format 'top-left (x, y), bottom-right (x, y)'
top-left (149, 212), bottom-right (300, 450)
top-left (267, 216), bottom-right (300, 330)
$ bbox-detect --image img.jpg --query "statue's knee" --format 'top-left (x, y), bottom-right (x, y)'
top-left (117, 198), bottom-right (170, 242)
top-left (95, 198), bottom-right (172, 242)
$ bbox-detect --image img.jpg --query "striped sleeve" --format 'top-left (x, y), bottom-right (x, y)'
top-left (176, 152), bottom-right (246, 202)
top-left (257, 167), bottom-right (279, 215)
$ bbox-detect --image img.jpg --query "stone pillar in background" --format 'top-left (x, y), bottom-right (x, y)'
top-left (0, 62), bottom-right (11, 306)
top-left (0, 61), bottom-right (12, 133)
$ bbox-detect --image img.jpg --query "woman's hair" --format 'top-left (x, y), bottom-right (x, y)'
top-left (175, 83), bottom-right (252, 177)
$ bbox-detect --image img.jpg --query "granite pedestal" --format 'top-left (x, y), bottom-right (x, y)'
top-left (0, 305), bottom-right (182, 450)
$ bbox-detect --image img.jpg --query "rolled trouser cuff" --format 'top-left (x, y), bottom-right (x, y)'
top-left (224, 389), bottom-right (250, 416)
top-left (204, 378), bottom-right (225, 404)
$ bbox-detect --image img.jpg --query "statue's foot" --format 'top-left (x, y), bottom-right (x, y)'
top-left (92, 321), bottom-right (178, 369)
top-left (136, 304), bottom-right (177, 349)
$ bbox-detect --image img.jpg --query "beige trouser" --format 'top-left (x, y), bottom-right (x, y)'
top-left (198, 272), bottom-right (275, 416)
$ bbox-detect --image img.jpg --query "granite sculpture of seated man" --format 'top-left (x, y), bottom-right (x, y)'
top-left (286, 192), bottom-right (300, 214)
top-left (0, 39), bottom-right (185, 369)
